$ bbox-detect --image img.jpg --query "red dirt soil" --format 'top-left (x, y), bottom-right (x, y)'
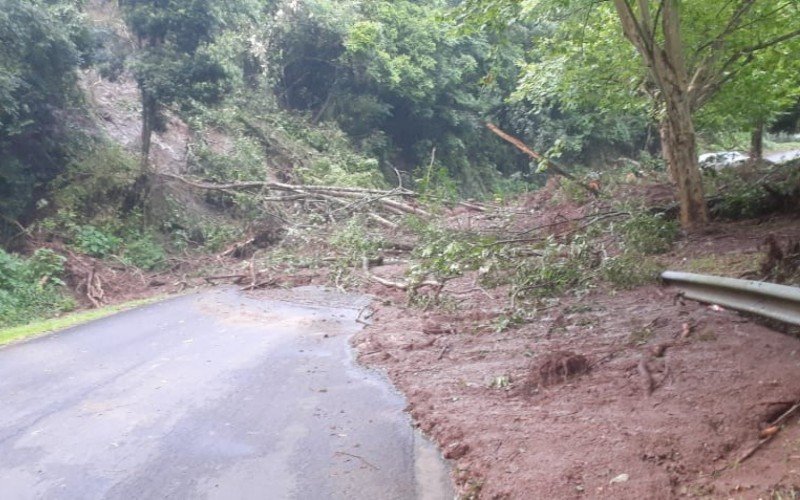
top-left (353, 218), bottom-right (800, 499)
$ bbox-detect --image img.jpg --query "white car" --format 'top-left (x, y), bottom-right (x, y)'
top-left (698, 151), bottom-right (749, 171)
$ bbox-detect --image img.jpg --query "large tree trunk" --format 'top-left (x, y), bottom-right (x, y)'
top-left (750, 121), bottom-right (764, 161)
top-left (612, 0), bottom-right (709, 229)
top-left (137, 89), bottom-right (156, 225)
top-left (659, 121), bottom-right (676, 183)
top-left (662, 98), bottom-right (709, 228)
top-left (140, 91), bottom-right (154, 173)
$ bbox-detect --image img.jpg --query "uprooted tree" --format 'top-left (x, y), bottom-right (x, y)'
top-left (461, 0), bottom-right (800, 228)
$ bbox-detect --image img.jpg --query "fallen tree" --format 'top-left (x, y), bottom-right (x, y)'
top-left (161, 173), bottom-right (430, 229)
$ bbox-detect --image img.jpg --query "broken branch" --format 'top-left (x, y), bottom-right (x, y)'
top-left (486, 122), bottom-right (598, 195)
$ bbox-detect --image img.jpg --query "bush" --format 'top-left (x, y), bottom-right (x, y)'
top-left (620, 213), bottom-right (679, 255)
top-left (601, 253), bottom-right (664, 289)
top-left (0, 249), bottom-right (75, 328)
top-left (711, 183), bottom-right (768, 220)
top-left (330, 216), bottom-right (383, 265)
top-left (121, 233), bottom-right (166, 270)
top-left (511, 236), bottom-right (601, 298)
top-left (72, 225), bottom-right (121, 257)
top-left (52, 142), bottom-right (137, 219)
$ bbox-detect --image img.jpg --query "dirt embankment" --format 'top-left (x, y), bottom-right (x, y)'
top-left (353, 216), bottom-right (800, 499)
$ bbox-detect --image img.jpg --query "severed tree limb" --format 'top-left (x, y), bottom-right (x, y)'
top-left (331, 189), bottom-right (430, 217)
top-left (361, 257), bottom-right (442, 291)
top-left (737, 400), bottom-right (800, 465)
top-left (311, 190), bottom-right (398, 229)
top-left (457, 201), bottom-right (487, 213)
top-left (163, 173), bottom-right (407, 228)
top-left (218, 238), bottom-right (256, 258)
top-left (486, 123), bottom-right (598, 195)
top-left (240, 278), bottom-right (278, 291)
top-left (161, 172), bottom-right (416, 197)
top-left (205, 274), bottom-right (248, 283)
top-left (638, 357), bottom-right (655, 396)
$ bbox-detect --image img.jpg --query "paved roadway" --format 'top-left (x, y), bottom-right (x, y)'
top-left (0, 287), bottom-right (452, 500)
top-left (766, 149), bottom-right (800, 164)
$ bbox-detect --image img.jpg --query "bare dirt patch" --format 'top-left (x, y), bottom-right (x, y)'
top-left (353, 217), bottom-right (800, 499)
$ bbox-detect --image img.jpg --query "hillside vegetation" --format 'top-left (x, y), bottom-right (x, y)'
top-left (0, 0), bottom-right (798, 331)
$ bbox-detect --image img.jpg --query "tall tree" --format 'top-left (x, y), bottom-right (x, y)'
top-left (0, 0), bottom-right (86, 226)
top-left (462, 0), bottom-right (800, 228)
top-left (119, 0), bottom-right (227, 171)
top-left (611, 0), bottom-right (800, 227)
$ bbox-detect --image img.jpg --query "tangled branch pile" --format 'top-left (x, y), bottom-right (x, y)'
top-left (162, 173), bottom-right (429, 230)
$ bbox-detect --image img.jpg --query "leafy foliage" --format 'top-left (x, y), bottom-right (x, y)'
top-left (0, 249), bottom-right (75, 328)
top-left (0, 0), bottom-right (88, 223)
top-left (619, 213), bottom-right (679, 255)
top-left (72, 225), bottom-right (122, 258)
top-left (267, 0), bottom-right (523, 196)
top-left (330, 216), bottom-right (384, 266)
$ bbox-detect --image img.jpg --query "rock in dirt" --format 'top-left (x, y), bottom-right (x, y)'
top-left (610, 473), bottom-right (630, 484)
top-left (444, 442), bottom-right (470, 460)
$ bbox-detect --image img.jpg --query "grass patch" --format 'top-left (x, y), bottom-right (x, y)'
top-left (680, 252), bottom-right (761, 278)
top-left (0, 295), bottom-right (167, 346)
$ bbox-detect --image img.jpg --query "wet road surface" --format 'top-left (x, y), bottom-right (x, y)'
top-left (766, 149), bottom-right (800, 164)
top-left (0, 287), bottom-right (452, 499)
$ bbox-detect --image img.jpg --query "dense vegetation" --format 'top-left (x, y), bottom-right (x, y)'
top-left (1, 0), bottom-right (799, 328)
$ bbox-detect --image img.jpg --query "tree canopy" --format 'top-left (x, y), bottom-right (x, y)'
top-left (461, 0), bottom-right (800, 227)
top-left (0, 0), bottom-right (89, 225)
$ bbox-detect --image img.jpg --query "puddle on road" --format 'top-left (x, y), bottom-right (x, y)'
top-left (414, 431), bottom-right (454, 500)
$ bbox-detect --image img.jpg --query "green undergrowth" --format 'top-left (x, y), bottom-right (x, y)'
top-left (704, 161), bottom-right (800, 220)
top-left (187, 93), bottom-right (387, 190)
top-left (0, 249), bottom-right (76, 329)
top-left (330, 209), bottom-right (678, 315)
top-left (678, 252), bottom-right (762, 278)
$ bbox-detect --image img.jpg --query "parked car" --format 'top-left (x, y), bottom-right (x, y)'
top-left (698, 151), bottom-right (749, 171)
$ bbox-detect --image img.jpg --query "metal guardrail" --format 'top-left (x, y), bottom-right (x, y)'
top-left (661, 271), bottom-right (800, 326)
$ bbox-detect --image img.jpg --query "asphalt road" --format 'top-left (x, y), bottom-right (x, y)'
top-left (766, 149), bottom-right (800, 164)
top-left (0, 287), bottom-right (452, 500)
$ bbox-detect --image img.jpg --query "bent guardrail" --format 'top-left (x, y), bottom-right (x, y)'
top-left (661, 271), bottom-right (800, 326)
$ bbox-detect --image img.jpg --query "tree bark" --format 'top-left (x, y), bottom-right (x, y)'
top-left (612, 0), bottom-right (708, 228)
top-left (140, 90), bottom-right (154, 173)
top-left (137, 88), bottom-right (157, 225)
top-left (750, 121), bottom-right (764, 160)
top-left (659, 121), bottom-right (676, 183)
top-left (662, 98), bottom-right (708, 228)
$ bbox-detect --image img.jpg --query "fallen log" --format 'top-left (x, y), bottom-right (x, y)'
top-left (361, 257), bottom-right (442, 291)
top-left (218, 238), bottom-right (256, 258)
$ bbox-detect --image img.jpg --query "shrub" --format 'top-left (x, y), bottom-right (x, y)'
top-left (508, 235), bottom-right (601, 300)
top-left (0, 249), bottom-right (75, 328)
top-left (601, 253), bottom-right (664, 289)
top-left (711, 183), bottom-right (768, 220)
top-left (620, 213), bottom-right (679, 255)
top-left (330, 216), bottom-right (383, 265)
top-left (121, 233), bottom-right (166, 270)
top-left (72, 225), bottom-right (121, 257)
